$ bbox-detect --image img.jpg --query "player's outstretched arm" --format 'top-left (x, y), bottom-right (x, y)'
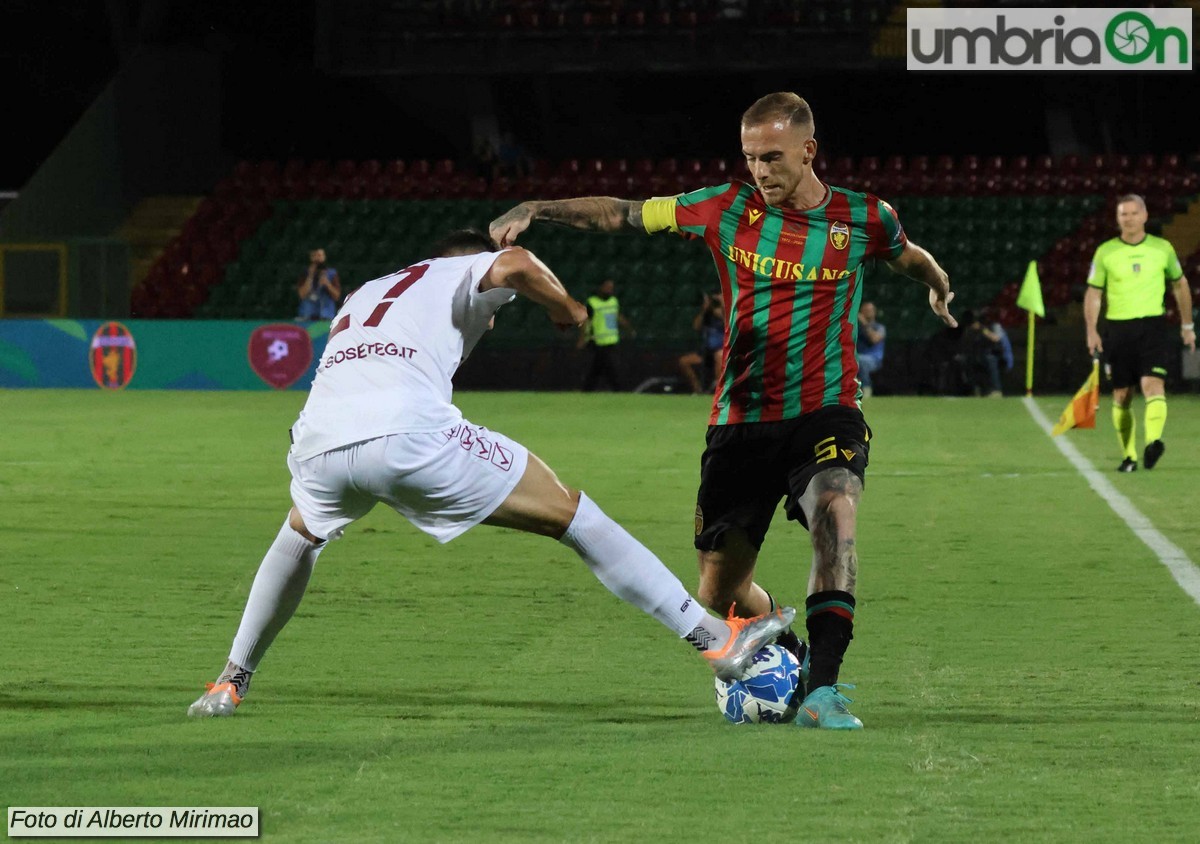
top-left (489, 198), bottom-right (646, 246)
top-left (885, 241), bottom-right (957, 328)
top-left (484, 247), bottom-right (588, 329)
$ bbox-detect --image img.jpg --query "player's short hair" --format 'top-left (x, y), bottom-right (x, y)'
top-left (742, 92), bottom-right (814, 133)
top-left (1116, 193), bottom-right (1146, 210)
top-left (430, 228), bottom-right (499, 258)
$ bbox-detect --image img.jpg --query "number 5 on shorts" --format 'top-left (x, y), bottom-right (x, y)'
top-left (815, 436), bottom-right (837, 463)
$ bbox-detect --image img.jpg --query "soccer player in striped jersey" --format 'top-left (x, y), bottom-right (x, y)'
top-left (491, 92), bottom-right (956, 729)
top-left (1084, 194), bottom-right (1195, 472)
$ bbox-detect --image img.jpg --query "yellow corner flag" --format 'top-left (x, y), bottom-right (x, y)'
top-left (1052, 360), bottom-right (1100, 435)
top-left (1016, 260), bottom-right (1044, 318)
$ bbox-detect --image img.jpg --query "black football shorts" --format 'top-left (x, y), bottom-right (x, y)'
top-left (694, 405), bottom-right (871, 551)
top-left (1104, 315), bottom-right (1169, 389)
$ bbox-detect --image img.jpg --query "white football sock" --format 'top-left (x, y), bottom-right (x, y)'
top-left (228, 520), bottom-right (324, 672)
top-left (560, 492), bottom-right (722, 643)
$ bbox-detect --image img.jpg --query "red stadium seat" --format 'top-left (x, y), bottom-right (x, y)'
top-left (358, 159), bottom-right (382, 179)
top-left (933, 154), bottom-right (955, 173)
top-left (603, 157), bottom-right (629, 175)
top-left (334, 159), bottom-right (357, 180)
top-left (363, 179), bottom-right (389, 200)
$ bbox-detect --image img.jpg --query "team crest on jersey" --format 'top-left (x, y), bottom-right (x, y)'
top-left (747, 209), bottom-right (764, 227)
top-left (829, 220), bottom-right (850, 251)
top-left (90, 321), bottom-right (136, 390)
top-left (248, 323), bottom-right (313, 389)
top-left (694, 505), bottom-right (704, 536)
top-left (1132, 263), bottom-right (1141, 274)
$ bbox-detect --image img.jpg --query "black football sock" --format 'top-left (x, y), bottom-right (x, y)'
top-left (805, 590), bottom-right (855, 692)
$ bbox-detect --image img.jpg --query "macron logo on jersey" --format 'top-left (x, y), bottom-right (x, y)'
top-left (748, 209), bottom-right (764, 226)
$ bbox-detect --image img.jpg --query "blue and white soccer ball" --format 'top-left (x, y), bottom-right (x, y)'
top-left (714, 644), bottom-right (801, 724)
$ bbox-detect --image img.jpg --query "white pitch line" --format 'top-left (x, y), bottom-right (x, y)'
top-left (1023, 396), bottom-right (1200, 606)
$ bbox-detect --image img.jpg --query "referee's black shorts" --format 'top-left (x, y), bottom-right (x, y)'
top-left (693, 405), bottom-right (871, 552)
top-left (1104, 315), bottom-right (1169, 389)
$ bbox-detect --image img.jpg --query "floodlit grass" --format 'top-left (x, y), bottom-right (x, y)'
top-left (2, 389), bottom-right (1199, 842)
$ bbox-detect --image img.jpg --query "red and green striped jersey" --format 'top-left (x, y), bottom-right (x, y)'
top-left (643, 181), bottom-right (906, 425)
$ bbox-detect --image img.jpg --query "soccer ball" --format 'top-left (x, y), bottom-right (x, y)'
top-left (714, 644), bottom-right (801, 724)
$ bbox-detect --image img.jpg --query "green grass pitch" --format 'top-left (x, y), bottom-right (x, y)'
top-left (3, 389), bottom-right (1199, 842)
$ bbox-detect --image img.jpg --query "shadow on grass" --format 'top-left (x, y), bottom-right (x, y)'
top-left (0, 684), bottom-right (700, 724)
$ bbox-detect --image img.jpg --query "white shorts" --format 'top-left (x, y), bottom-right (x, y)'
top-left (287, 420), bottom-right (530, 544)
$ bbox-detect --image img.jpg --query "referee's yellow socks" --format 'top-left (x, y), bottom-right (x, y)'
top-left (1144, 395), bottom-right (1167, 444)
top-left (1112, 404), bottom-right (1137, 460)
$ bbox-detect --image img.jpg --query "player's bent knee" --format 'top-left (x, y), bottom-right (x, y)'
top-left (287, 507), bottom-right (322, 543)
top-left (799, 468), bottom-right (861, 526)
top-left (485, 457), bottom-right (581, 538)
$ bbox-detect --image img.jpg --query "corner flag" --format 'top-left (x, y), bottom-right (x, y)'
top-left (1051, 360), bottom-right (1100, 436)
top-left (1018, 260), bottom-right (1044, 395)
top-left (1016, 261), bottom-right (1044, 317)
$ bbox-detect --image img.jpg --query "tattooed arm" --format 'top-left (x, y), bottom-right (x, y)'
top-left (489, 198), bottom-right (646, 246)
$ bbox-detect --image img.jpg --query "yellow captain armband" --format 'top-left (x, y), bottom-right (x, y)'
top-left (642, 196), bottom-right (680, 234)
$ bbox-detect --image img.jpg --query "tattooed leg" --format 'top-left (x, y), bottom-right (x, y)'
top-left (797, 467), bottom-right (862, 692)
top-left (798, 467), bottom-right (862, 595)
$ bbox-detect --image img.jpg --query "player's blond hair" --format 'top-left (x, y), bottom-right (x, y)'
top-left (742, 93), bottom-right (814, 134)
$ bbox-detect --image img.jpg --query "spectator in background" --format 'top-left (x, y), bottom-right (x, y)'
top-left (497, 131), bottom-right (532, 179)
top-left (679, 291), bottom-right (725, 394)
top-left (579, 278), bottom-right (635, 391)
top-left (856, 301), bottom-right (885, 399)
top-left (472, 135), bottom-right (500, 183)
top-left (296, 248), bottom-right (342, 321)
top-left (960, 308), bottom-right (1011, 397)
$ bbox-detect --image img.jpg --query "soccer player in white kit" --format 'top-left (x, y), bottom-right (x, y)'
top-left (188, 230), bottom-right (795, 717)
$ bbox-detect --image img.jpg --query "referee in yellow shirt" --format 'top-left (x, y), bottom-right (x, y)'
top-left (1085, 194), bottom-right (1196, 472)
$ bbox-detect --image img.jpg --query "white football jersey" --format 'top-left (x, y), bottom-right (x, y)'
top-left (289, 250), bottom-right (514, 459)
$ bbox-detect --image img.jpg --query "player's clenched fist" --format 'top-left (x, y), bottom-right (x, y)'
top-left (489, 203), bottom-right (536, 247)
